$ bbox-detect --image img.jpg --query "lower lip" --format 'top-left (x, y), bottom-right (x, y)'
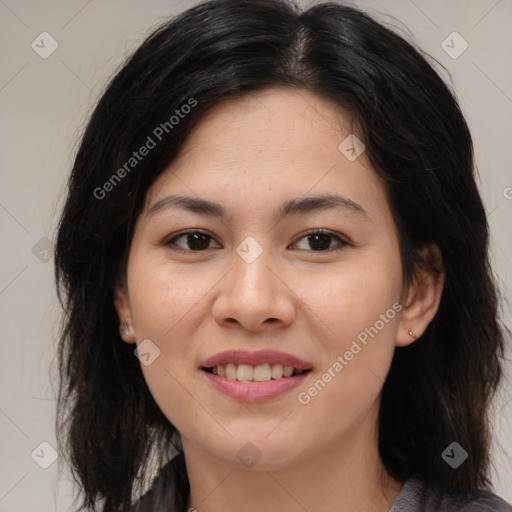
top-left (201, 369), bottom-right (310, 403)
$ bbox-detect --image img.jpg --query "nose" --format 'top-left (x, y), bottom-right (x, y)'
top-left (211, 247), bottom-right (295, 333)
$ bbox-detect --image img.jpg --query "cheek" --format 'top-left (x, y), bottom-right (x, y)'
top-left (296, 250), bottom-right (402, 352)
top-left (292, 264), bottom-right (402, 432)
top-left (127, 252), bottom-right (200, 340)
top-left (127, 258), bottom-right (202, 428)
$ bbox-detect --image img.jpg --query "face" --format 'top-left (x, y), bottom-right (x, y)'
top-left (115, 88), bottom-right (435, 470)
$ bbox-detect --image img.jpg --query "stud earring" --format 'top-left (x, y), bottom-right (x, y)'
top-left (119, 322), bottom-right (130, 338)
top-left (408, 329), bottom-right (417, 339)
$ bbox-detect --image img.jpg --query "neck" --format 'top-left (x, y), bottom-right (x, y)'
top-left (181, 406), bottom-right (403, 512)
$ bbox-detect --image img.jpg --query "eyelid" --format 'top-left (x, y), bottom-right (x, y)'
top-left (164, 229), bottom-right (351, 252)
top-left (293, 228), bottom-right (351, 246)
top-left (164, 229), bottom-right (218, 249)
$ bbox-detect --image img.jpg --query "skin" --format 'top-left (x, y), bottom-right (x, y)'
top-left (115, 88), bottom-right (444, 512)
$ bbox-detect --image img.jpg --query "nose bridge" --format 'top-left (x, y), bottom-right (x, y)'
top-left (212, 237), bottom-right (295, 330)
top-left (230, 239), bottom-right (277, 304)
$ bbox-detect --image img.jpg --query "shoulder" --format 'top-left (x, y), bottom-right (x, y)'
top-left (131, 452), bottom-right (189, 512)
top-left (455, 490), bottom-right (512, 512)
top-left (453, 489), bottom-right (512, 512)
top-left (390, 475), bottom-right (512, 512)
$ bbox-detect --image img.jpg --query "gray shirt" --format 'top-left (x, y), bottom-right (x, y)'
top-left (390, 475), bottom-right (512, 511)
top-left (132, 452), bottom-right (512, 511)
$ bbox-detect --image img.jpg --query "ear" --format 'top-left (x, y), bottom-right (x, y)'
top-left (396, 244), bottom-right (444, 347)
top-left (114, 285), bottom-right (136, 344)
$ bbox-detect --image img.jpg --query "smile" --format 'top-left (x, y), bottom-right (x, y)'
top-left (200, 350), bottom-right (313, 402)
top-left (203, 363), bottom-right (309, 381)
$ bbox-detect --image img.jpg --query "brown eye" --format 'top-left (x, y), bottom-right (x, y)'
top-left (293, 230), bottom-right (349, 252)
top-left (166, 231), bottom-right (220, 252)
top-left (165, 229), bottom-right (350, 254)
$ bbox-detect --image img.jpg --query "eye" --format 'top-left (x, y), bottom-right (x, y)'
top-left (292, 230), bottom-right (350, 252)
top-left (164, 229), bottom-right (350, 253)
top-left (165, 230), bottom-right (220, 252)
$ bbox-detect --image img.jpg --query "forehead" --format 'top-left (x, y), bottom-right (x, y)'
top-left (174, 88), bottom-right (359, 164)
top-left (142, 88), bottom-right (390, 226)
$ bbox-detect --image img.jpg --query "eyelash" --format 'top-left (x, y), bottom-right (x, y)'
top-left (164, 229), bottom-right (350, 254)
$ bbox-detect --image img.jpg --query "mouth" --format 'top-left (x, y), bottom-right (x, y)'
top-left (199, 350), bottom-right (313, 402)
top-left (202, 363), bottom-right (312, 382)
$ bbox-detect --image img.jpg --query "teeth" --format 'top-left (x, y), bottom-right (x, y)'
top-left (210, 363), bottom-right (304, 382)
top-left (226, 363), bottom-right (237, 380)
top-left (237, 364), bottom-right (253, 381)
top-left (271, 364), bottom-right (283, 379)
top-left (283, 365), bottom-right (294, 377)
top-left (253, 363), bottom-right (271, 381)
top-left (270, 363), bottom-right (283, 379)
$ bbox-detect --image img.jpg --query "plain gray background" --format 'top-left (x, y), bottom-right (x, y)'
top-left (0, 0), bottom-right (511, 510)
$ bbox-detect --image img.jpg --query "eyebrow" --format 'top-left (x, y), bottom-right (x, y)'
top-left (148, 193), bottom-right (367, 221)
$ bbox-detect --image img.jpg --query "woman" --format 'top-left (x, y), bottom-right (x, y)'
top-left (54, 0), bottom-right (512, 511)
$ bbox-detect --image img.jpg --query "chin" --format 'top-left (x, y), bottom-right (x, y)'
top-left (201, 433), bottom-right (310, 471)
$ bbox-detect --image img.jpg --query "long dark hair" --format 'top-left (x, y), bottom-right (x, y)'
top-left (54, 0), bottom-right (509, 510)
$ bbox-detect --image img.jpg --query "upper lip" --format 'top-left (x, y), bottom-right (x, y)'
top-left (201, 350), bottom-right (312, 370)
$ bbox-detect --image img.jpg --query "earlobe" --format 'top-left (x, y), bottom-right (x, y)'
top-left (396, 244), bottom-right (445, 347)
top-left (114, 288), bottom-right (136, 344)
